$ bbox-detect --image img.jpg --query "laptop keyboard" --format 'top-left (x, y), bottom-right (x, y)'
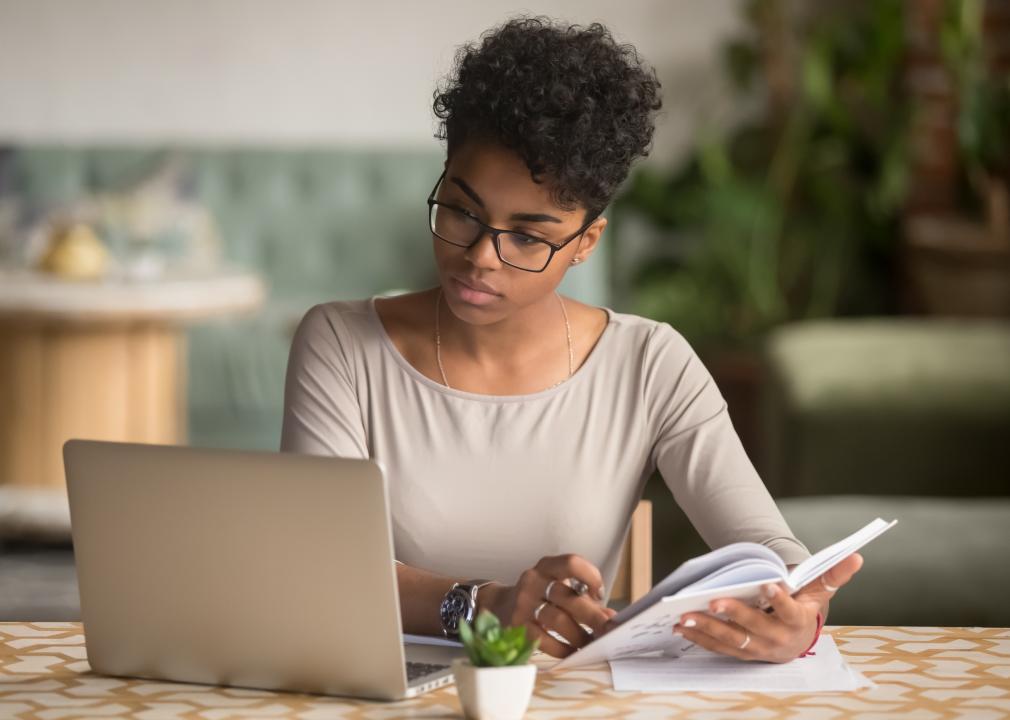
top-left (406, 661), bottom-right (450, 682)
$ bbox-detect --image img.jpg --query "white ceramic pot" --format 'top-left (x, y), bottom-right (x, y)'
top-left (451, 658), bottom-right (537, 720)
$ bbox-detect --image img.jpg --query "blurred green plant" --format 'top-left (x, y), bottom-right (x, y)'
top-left (942, 0), bottom-right (1010, 241)
top-left (458, 610), bottom-right (539, 667)
top-left (617, 0), bottom-right (908, 351)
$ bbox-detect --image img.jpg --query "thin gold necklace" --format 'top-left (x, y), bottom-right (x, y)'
top-left (434, 288), bottom-right (574, 391)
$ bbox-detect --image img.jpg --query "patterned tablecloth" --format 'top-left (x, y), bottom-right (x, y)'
top-left (1, 624), bottom-right (1008, 718)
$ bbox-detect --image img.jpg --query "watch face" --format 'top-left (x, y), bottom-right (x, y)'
top-left (440, 587), bottom-right (472, 634)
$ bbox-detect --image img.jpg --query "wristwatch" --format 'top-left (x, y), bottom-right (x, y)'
top-left (439, 580), bottom-right (492, 638)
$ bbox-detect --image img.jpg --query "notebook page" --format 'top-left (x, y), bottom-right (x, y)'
top-left (612, 541), bottom-right (784, 624)
top-left (677, 557), bottom-right (787, 595)
top-left (786, 518), bottom-right (898, 590)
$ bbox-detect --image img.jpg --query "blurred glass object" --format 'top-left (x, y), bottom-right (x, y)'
top-left (36, 222), bottom-right (109, 280)
top-left (0, 150), bottom-right (223, 280)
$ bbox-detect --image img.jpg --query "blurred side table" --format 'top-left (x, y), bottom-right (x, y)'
top-left (0, 269), bottom-right (264, 491)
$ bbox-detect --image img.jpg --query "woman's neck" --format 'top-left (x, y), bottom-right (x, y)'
top-left (437, 288), bottom-right (565, 369)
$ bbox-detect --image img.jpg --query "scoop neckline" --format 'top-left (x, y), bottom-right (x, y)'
top-left (367, 294), bottom-right (615, 403)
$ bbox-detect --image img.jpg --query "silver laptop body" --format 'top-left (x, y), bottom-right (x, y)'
top-left (64, 439), bottom-right (459, 700)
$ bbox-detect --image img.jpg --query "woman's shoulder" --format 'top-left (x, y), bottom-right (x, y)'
top-left (291, 297), bottom-right (387, 364)
top-left (296, 297), bottom-right (374, 335)
top-left (294, 291), bottom-right (436, 357)
top-left (598, 306), bottom-right (695, 361)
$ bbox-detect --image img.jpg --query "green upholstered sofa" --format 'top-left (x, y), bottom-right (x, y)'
top-left (763, 319), bottom-right (1010, 498)
top-left (0, 146), bottom-right (610, 452)
top-left (765, 319), bottom-right (1010, 626)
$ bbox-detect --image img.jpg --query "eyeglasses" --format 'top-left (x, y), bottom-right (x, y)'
top-left (426, 169), bottom-right (597, 273)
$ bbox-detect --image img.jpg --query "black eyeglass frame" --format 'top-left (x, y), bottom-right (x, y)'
top-left (426, 169), bottom-right (599, 273)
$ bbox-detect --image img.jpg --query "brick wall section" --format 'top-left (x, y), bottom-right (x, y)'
top-left (904, 0), bottom-right (958, 215)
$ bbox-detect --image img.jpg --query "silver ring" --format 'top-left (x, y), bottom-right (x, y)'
top-left (544, 580), bottom-right (558, 601)
top-left (738, 633), bottom-right (751, 650)
top-left (533, 601), bottom-right (548, 623)
top-left (569, 578), bottom-right (589, 596)
top-left (821, 576), bottom-right (839, 593)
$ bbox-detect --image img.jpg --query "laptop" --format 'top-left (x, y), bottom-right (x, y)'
top-left (63, 439), bottom-right (461, 700)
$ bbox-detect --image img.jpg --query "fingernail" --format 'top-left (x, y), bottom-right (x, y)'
top-left (713, 603), bottom-right (725, 614)
top-left (764, 584), bottom-right (779, 598)
top-left (684, 618), bottom-right (697, 628)
top-left (597, 585), bottom-right (606, 600)
top-left (672, 628), bottom-right (681, 636)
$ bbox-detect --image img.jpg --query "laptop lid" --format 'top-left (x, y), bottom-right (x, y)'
top-left (64, 439), bottom-right (410, 700)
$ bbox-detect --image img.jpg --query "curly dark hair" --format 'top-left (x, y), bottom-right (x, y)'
top-left (433, 16), bottom-right (662, 219)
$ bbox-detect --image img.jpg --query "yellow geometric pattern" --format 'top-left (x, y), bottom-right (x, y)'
top-left (1, 623), bottom-right (1008, 718)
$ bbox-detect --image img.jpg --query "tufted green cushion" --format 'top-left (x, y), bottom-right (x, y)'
top-left (763, 319), bottom-right (1010, 497)
top-left (5, 146), bottom-right (611, 451)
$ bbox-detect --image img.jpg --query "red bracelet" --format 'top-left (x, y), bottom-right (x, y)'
top-left (799, 612), bottom-right (824, 658)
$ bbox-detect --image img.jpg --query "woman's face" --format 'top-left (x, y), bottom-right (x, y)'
top-left (431, 141), bottom-right (605, 326)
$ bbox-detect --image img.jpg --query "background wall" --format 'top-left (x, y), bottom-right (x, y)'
top-left (0, 0), bottom-right (741, 165)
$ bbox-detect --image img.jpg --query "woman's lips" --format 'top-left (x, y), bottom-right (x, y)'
top-left (450, 276), bottom-right (501, 306)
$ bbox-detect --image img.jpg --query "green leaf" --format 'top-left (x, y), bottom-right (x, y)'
top-left (458, 609), bottom-right (537, 667)
top-left (474, 610), bottom-right (499, 636)
top-left (802, 44), bottom-right (833, 111)
top-left (458, 620), bottom-right (481, 666)
top-left (514, 645), bottom-right (536, 666)
top-left (458, 619), bottom-right (473, 646)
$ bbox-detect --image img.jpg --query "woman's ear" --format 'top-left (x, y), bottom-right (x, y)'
top-left (570, 217), bottom-right (608, 265)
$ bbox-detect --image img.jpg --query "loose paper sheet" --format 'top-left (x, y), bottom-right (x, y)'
top-left (609, 634), bottom-right (872, 693)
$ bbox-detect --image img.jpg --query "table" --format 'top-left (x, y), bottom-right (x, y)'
top-left (1, 624), bottom-right (1007, 718)
top-left (0, 269), bottom-right (264, 491)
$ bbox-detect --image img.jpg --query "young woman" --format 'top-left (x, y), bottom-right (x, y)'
top-left (281, 17), bottom-right (861, 662)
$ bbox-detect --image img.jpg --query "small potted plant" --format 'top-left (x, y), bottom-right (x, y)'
top-left (453, 610), bottom-right (539, 720)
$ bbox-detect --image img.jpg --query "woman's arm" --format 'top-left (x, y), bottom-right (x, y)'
top-left (642, 323), bottom-right (861, 661)
top-left (397, 562), bottom-right (471, 635)
top-left (643, 324), bottom-right (808, 564)
top-left (398, 556), bottom-right (614, 655)
top-left (281, 304), bottom-right (369, 457)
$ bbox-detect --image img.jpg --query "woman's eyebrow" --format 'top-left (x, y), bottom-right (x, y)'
top-left (450, 176), bottom-right (563, 224)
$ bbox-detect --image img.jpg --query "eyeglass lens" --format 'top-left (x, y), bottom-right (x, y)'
top-left (430, 203), bottom-right (552, 271)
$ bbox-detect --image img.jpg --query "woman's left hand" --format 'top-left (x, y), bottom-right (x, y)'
top-left (672, 553), bottom-right (864, 663)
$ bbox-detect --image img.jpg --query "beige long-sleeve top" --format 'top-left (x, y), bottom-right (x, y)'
top-left (280, 298), bottom-right (809, 593)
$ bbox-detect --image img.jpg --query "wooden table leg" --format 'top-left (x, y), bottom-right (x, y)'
top-left (0, 321), bottom-right (185, 490)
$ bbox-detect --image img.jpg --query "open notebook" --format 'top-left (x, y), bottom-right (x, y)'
top-left (553, 518), bottom-right (897, 671)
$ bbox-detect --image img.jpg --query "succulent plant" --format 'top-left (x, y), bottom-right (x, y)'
top-left (458, 610), bottom-right (539, 667)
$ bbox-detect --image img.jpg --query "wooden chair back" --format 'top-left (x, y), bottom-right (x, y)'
top-left (609, 499), bottom-right (652, 604)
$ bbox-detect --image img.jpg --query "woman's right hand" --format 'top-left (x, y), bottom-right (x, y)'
top-left (479, 554), bottom-right (616, 658)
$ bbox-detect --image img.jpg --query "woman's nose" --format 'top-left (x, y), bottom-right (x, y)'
top-left (463, 230), bottom-right (503, 270)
